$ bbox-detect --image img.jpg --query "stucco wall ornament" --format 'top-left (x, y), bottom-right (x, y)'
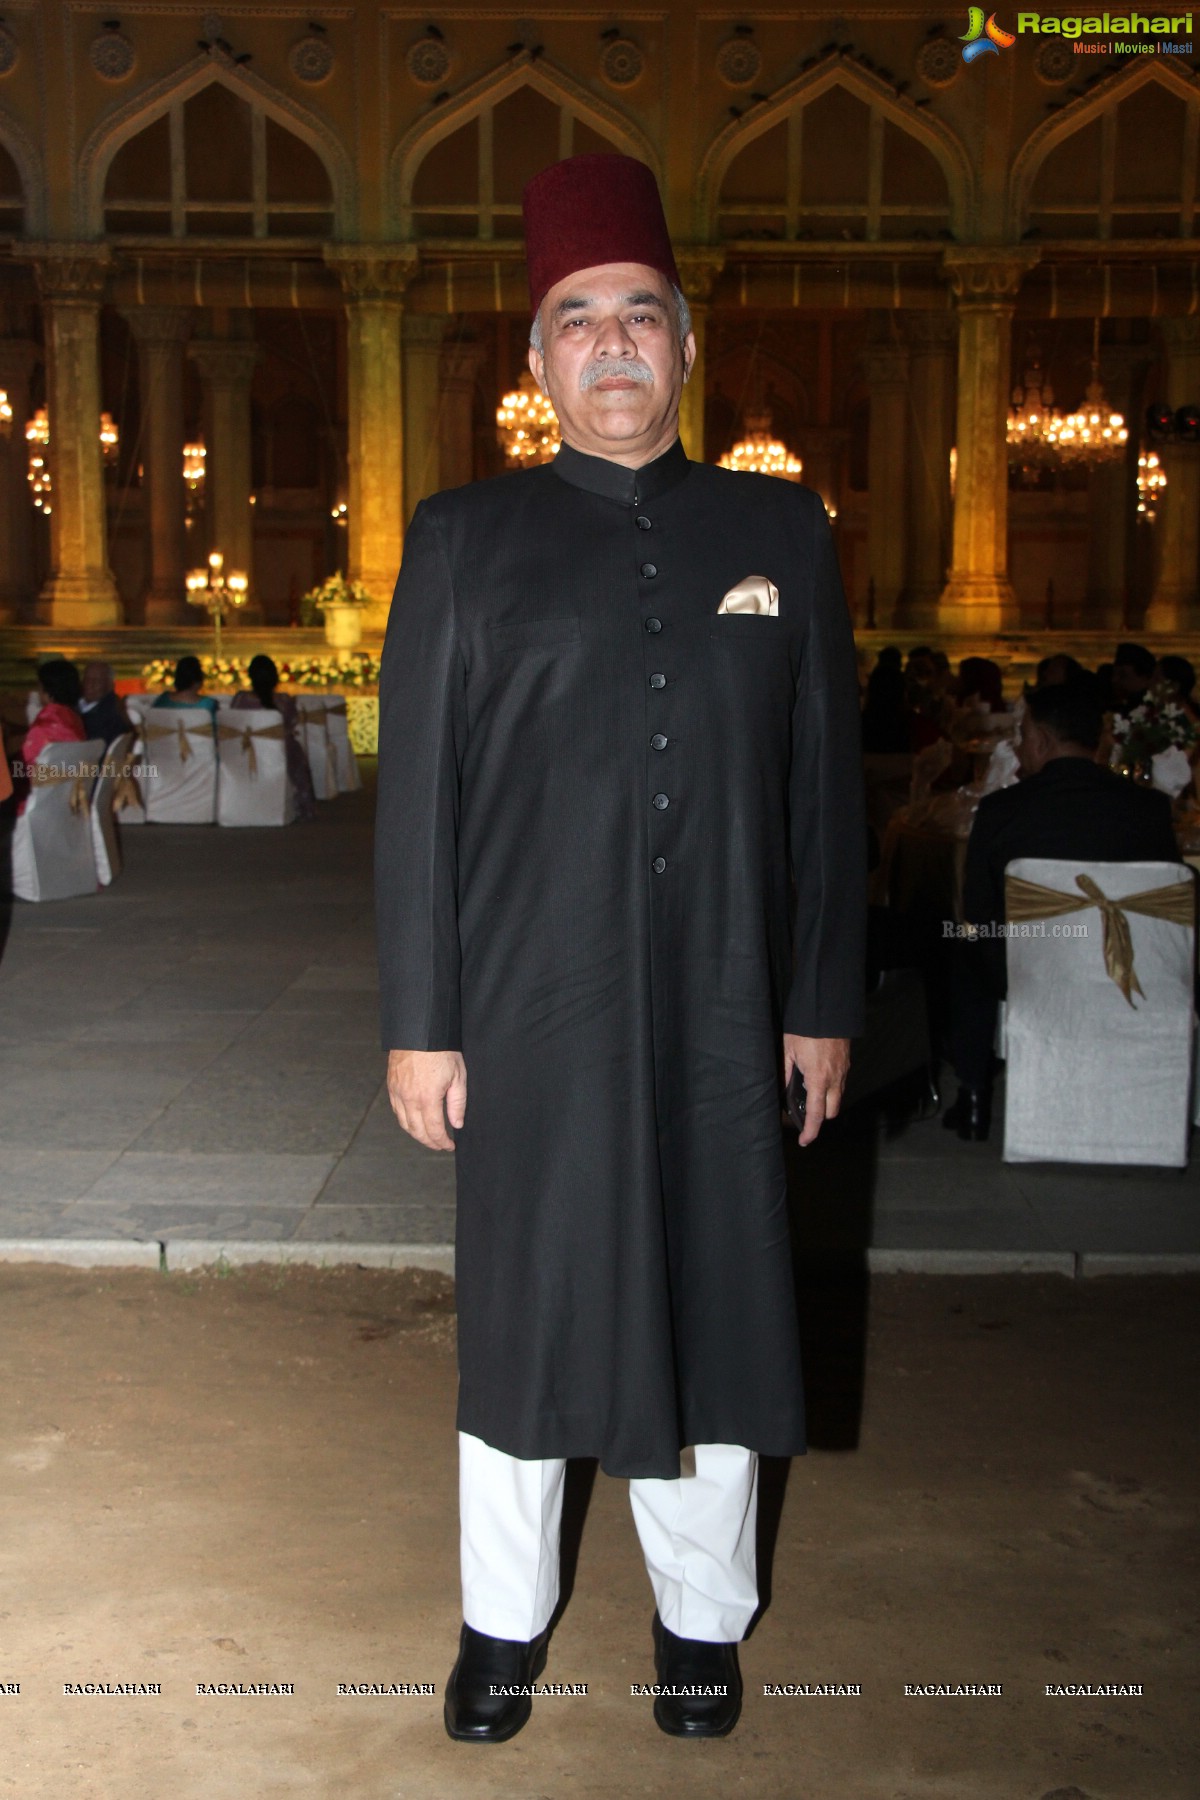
top-left (716, 35), bottom-right (761, 87)
top-left (915, 34), bottom-right (960, 88)
top-left (1033, 40), bottom-right (1075, 84)
top-left (290, 34), bottom-right (334, 84)
top-left (90, 26), bottom-right (136, 82)
top-left (0, 24), bottom-right (18, 77)
top-left (407, 35), bottom-right (450, 86)
top-left (600, 37), bottom-right (644, 87)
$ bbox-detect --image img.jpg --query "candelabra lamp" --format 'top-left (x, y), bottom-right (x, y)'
top-left (186, 551), bottom-right (249, 659)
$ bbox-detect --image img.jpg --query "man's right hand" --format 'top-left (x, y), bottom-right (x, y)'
top-left (386, 1049), bottom-right (466, 1152)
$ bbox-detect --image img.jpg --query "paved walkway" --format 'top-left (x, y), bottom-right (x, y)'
top-left (1, 771), bottom-right (1196, 1272)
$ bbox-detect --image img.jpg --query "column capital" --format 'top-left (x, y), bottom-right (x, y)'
top-left (405, 312), bottom-right (448, 349)
top-left (861, 342), bottom-right (909, 387)
top-left (673, 247), bottom-right (726, 306)
top-left (187, 337), bottom-right (261, 387)
top-left (940, 246), bottom-right (1039, 306)
top-left (25, 244), bottom-right (113, 306)
top-left (123, 306), bottom-right (193, 346)
top-left (441, 339), bottom-right (488, 388)
top-left (324, 245), bottom-right (419, 303)
top-left (904, 309), bottom-right (957, 354)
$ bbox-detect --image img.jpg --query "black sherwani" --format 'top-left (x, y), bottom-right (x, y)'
top-left (376, 438), bottom-right (866, 1479)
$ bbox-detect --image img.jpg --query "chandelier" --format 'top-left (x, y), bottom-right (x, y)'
top-left (25, 406), bottom-right (50, 514)
top-left (1055, 322), bottom-right (1127, 465)
top-left (719, 412), bottom-right (802, 480)
top-left (1136, 450), bottom-right (1166, 521)
top-left (24, 406), bottom-right (123, 510)
top-left (496, 373), bottom-right (561, 465)
top-left (183, 439), bottom-right (206, 525)
top-left (0, 388), bottom-right (11, 436)
top-left (1006, 352), bottom-right (1066, 477)
top-left (330, 499), bottom-right (348, 527)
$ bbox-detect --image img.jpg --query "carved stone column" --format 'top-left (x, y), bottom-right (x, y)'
top-left (29, 246), bottom-right (122, 626)
top-left (325, 246), bottom-right (417, 632)
top-left (862, 323), bottom-right (909, 628)
top-left (0, 337), bottom-right (39, 621)
top-left (1146, 317), bottom-right (1200, 631)
top-left (674, 249), bottom-right (725, 463)
top-left (188, 325), bottom-right (262, 623)
top-left (439, 339), bottom-right (487, 494)
top-left (1085, 345), bottom-right (1150, 630)
top-left (938, 248), bottom-right (1039, 633)
top-left (125, 307), bottom-right (191, 626)
top-left (403, 313), bottom-right (446, 521)
top-left (901, 311), bottom-right (956, 627)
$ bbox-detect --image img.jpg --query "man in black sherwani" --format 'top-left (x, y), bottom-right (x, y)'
top-left (376, 153), bottom-right (866, 1744)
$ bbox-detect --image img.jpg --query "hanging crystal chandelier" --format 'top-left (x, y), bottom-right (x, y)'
top-left (99, 411), bottom-right (120, 466)
top-left (1136, 450), bottom-right (1167, 521)
top-left (1055, 322), bottom-right (1128, 466)
top-left (496, 372), bottom-right (561, 465)
top-left (0, 388), bottom-right (11, 436)
top-left (1006, 351), bottom-right (1066, 478)
top-left (25, 406), bottom-right (51, 514)
top-left (719, 412), bottom-right (802, 480)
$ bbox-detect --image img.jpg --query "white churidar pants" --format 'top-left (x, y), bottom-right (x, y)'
top-left (459, 1432), bottom-right (759, 1645)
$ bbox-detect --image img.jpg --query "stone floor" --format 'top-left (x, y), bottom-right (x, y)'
top-left (1, 768), bottom-right (1196, 1272)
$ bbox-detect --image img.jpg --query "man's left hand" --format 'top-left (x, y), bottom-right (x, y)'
top-left (783, 1034), bottom-right (851, 1148)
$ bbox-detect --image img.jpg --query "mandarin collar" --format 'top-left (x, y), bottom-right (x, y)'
top-left (552, 437), bottom-right (690, 506)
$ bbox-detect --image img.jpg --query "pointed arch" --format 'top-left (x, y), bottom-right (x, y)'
top-left (696, 51), bottom-right (972, 242)
top-left (1009, 58), bottom-right (1200, 240)
top-left (77, 52), bottom-right (356, 240)
top-left (0, 102), bottom-right (46, 236)
top-left (391, 50), bottom-right (659, 238)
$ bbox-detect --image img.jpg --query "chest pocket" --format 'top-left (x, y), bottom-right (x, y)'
top-left (709, 614), bottom-right (785, 639)
top-left (489, 617), bottom-right (581, 653)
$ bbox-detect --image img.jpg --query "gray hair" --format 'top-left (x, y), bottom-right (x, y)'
top-left (530, 282), bottom-right (692, 356)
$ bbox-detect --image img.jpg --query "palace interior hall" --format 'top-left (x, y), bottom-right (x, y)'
top-left (0, 9), bottom-right (1198, 1795)
top-left (0, 4), bottom-right (1195, 658)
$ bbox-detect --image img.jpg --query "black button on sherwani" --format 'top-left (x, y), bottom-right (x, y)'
top-left (376, 437), bottom-right (866, 1479)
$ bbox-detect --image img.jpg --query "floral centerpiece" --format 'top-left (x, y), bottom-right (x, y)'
top-left (1109, 682), bottom-right (1199, 772)
top-left (299, 571), bottom-right (375, 624)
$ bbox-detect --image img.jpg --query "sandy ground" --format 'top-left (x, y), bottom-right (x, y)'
top-left (0, 1265), bottom-right (1194, 1800)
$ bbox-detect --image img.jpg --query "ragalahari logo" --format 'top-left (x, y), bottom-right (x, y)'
top-left (961, 7), bottom-right (1018, 57)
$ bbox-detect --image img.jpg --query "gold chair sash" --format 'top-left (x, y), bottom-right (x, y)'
top-left (217, 719), bottom-right (286, 779)
top-left (28, 761), bottom-right (95, 815)
top-left (140, 715), bottom-right (212, 763)
top-left (110, 755), bottom-right (142, 814)
top-left (1005, 871), bottom-right (1197, 1008)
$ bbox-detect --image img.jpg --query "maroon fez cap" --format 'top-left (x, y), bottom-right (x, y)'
top-left (522, 153), bottom-right (681, 319)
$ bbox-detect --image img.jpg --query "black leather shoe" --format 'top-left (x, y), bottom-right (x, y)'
top-left (650, 1613), bottom-right (742, 1738)
top-left (443, 1622), bottom-right (550, 1743)
top-left (942, 1084), bottom-right (992, 1142)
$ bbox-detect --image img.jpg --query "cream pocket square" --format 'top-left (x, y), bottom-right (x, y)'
top-left (716, 575), bottom-right (779, 616)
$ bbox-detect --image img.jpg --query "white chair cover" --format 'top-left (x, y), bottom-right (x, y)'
top-left (295, 696), bottom-right (339, 801)
top-left (324, 696), bottom-right (361, 792)
top-left (138, 706), bottom-right (218, 824)
top-left (10, 739), bottom-right (105, 903)
top-left (90, 730), bottom-right (138, 885)
top-left (215, 709), bottom-right (296, 827)
top-left (24, 689), bottom-right (41, 727)
top-left (1002, 857), bottom-right (1197, 1168)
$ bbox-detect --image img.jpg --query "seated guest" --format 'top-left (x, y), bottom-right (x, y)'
top-left (1101, 641), bottom-right (1155, 715)
top-left (23, 660), bottom-right (87, 764)
top-left (79, 661), bottom-right (131, 748)
top-left (862, 646), bottom-right (909, 753)
top-left (944, 674), bottom-right (1179, 1140)
top-left (153, 656), bottom-right (219, 718)
top-left (1035, 652), bottom-right (1086, 687)
top-left (957, 656), bottom-right (1006, 713)
top-left (1157, 654), bottom-right (1198, 722)
top-left (230, 654), bottom-right (317, 821)
top-left (905, 646), bottom-right (948, 751)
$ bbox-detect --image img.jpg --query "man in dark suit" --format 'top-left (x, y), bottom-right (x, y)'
top-left (944, 674), bottom-right (1179, 1139)
top-left (376, 153), bottom-right (865, 1743)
